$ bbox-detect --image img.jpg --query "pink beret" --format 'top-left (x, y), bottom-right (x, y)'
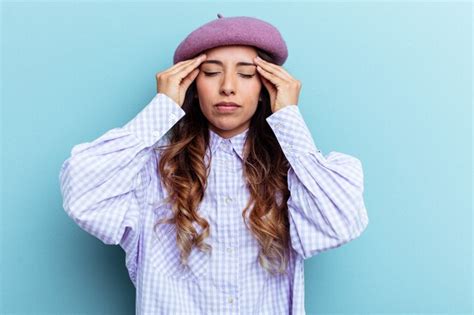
top-left (173, 13), bottom-right (288, 66)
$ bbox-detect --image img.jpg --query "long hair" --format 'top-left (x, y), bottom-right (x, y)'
top-left (153, 48), bottom-right (291, 276)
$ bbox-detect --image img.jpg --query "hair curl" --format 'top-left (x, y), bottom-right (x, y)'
top-left (153, 48), bottom-right (291, 276)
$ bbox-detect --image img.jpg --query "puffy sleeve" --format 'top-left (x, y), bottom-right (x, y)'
top-left (59, 93), bottom-right (185, 284)
top-left (266, 105), bottom-right (369, 259)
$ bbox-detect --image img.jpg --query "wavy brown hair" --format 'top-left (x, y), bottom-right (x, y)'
top-left (153, 48), bottom-right (291, 276)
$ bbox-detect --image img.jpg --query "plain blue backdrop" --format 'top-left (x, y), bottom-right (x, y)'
top-left (1, 1), bottom-right (472, 314)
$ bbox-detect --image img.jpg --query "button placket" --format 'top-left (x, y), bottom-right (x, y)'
top-left (225, 196), bottom-right (233, 204)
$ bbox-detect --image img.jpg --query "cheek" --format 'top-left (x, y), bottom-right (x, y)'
top-left (195, 75), bottom-right (203, 90)
top-left (196, 77), bottom-right (212, 93)
top-left (247, 81), bottom-right (262, 101)
top-left (248, 78), bottom-right (262, 90)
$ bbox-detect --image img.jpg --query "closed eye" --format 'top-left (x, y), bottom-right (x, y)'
top-left (203, 72), bottom-right (255, 79)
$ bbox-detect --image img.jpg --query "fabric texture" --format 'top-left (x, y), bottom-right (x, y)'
top-left (59, 93), bottom-right (369, 314)
top-left (173, 13), bottom-right (288, 65)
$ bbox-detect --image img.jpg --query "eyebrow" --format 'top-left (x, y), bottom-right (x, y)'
top-left (201, 60), bottom-right (256, 67)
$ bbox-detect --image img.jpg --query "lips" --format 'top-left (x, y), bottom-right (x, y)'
top-left (215, 102), bottom-right (241, 113)
top-left (215, 102), bottom-right (241, 107)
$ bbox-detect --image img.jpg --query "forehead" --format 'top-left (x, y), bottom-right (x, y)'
top-left (202, 45), bottom-right (257, 62)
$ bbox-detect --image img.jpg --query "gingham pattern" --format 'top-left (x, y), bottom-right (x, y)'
top-left (59, 93), bottom-right (369, 315)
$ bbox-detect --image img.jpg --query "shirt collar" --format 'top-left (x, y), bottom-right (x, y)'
top-left (208, 127), bottom-right (249, 160)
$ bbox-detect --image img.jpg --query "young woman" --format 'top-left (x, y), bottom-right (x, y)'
top-left (59, 14), bottom-right (369, 314)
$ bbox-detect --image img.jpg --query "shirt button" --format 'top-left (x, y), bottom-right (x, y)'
top-left (225, 196), bottom-right (233, 204)
top-left (170, 113), bottom-right (176, 119)
top-left (228, 297), bottom-right (234, 304)
top-left (226, 247), bottom-right (233, 253)
top-left (152, 130), bottom-right (160, 137)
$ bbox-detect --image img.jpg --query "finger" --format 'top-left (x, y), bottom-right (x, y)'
top-left (257, 65), bottom-right (284, 88)
top-left (255, 58), bottom-right (293, 81)
top-left (181, 68), bottom-right (200, 90)
top-left (255, 58), bottom-right (292, 79)
top-left (158, 54), bottom-right (205, 82)
top-left (161, 58), bottom-right (196, 76)
top-left (167, 54), bottom-right (207, 78)
top-left (260, 75), bottom-right (275, 93)
top-left (168, 55), bottom-right (204, 74)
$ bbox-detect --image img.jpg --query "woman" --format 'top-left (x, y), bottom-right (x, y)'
top-left (59, 13), bottom-right (369, 314)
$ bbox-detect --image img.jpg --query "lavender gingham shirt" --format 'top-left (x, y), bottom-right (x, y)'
top-left (59, 93), bottom-right (369, 314)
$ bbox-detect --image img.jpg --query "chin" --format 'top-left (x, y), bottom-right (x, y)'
top-left (214, 116), bottom-right (247, 127)
top-left (211, 123), bottom-right (238, 131)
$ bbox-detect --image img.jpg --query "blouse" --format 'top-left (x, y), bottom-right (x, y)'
top-left (59, 92), bottom-right (369, 314)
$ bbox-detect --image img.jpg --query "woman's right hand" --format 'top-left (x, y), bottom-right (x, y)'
top-left (155, 53), bottom-right (207, 107)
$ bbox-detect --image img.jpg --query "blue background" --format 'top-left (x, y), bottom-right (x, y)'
top-left (1, 1), bottom-right (472, 314)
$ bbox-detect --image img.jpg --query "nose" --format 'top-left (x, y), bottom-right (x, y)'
top-left (219, 72), bottom-right (236, 96)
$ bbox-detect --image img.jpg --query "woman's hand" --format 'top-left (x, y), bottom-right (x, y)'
top-left (254, 56), bottom-right (302, 113)
top-left (156, 54), bottom-right (207, 107)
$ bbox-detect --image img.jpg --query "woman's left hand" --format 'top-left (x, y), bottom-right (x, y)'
top-left (254, 56), bottom-right (302, 113)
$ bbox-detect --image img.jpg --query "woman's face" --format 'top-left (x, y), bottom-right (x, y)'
top-left (195, 45), bottom-right (262, 139)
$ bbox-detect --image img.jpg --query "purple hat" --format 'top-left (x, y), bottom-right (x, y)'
top-left (173, 13), bottom-right (288, 66)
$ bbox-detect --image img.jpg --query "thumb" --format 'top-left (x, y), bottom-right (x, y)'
top-left (261, 76), bottom-right (274, 94)
top-left (181, 68), bottom-right (200, 91)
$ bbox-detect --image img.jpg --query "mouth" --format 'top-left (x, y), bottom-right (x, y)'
top-left (215, 102), bottom-right (241, 113)
top-left (215, 102), bottom-right (241, 108)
